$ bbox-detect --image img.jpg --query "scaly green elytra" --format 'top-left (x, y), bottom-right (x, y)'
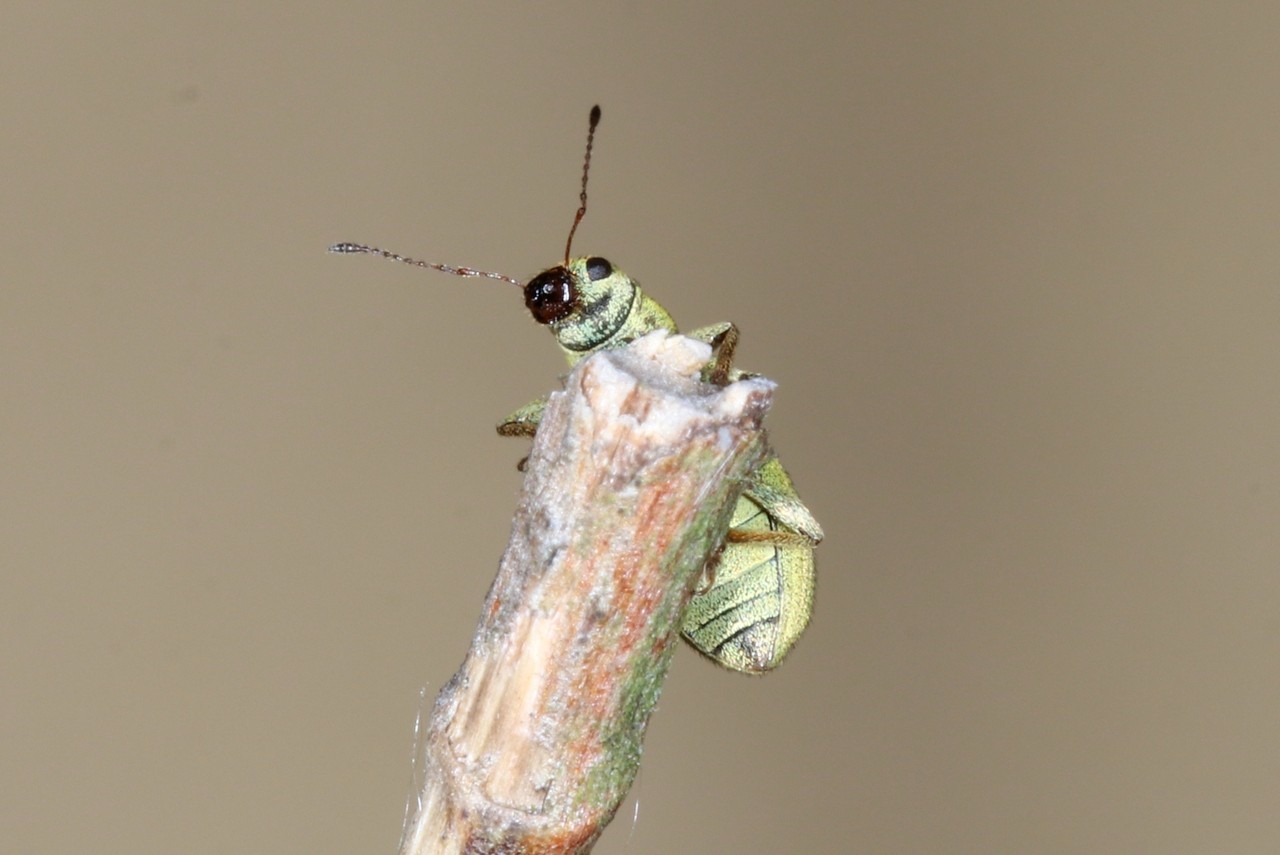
top-left (330, 106), bottom-right (823, 672)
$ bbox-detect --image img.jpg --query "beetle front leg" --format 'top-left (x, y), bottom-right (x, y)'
top-left (497, 397), bottom-right (549, 470)
top-left (687, 322), bottom-right (740, 386)
top-left (497, 397), bottom-right (548, 438)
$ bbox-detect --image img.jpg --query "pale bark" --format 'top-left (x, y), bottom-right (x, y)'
top-left (398, 331), bottom-right (773, 855)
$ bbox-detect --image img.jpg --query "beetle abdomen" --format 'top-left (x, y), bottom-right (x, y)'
top-left (681, 493), bottom-right (816, 672)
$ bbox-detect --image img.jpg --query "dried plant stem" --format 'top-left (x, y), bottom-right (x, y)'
top-left (398, 333), bottom-right (774, 855)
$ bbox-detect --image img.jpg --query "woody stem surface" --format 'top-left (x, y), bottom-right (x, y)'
top-left (398, 332), bottom-right (773, 855)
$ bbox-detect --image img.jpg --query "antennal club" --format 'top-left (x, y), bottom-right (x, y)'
top-left (328, 242), bottom-right (523, 288)
top-left (563, 104), bottom-right (602, 265)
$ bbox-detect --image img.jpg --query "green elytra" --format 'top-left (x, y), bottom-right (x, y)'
top-left (331, 106), bottom-right (823, 672)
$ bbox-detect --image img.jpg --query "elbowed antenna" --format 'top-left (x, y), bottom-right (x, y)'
top-left (563, 105), bottom-right (602, 265)
top-left (328, 242), bottom-right (524, 288)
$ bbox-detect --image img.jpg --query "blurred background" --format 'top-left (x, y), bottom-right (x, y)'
top-left (4, 3), bottom-right (1279, 853)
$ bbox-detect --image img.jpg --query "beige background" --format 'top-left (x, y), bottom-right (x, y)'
top-left (4, 3), bottom-right (1279, 853)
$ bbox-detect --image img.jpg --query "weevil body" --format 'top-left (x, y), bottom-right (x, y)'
top-left (331, 106), bottom-right (823, 672)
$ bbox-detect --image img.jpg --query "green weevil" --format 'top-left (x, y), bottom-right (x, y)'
top-left (330, 106), bottom-right (823, 672)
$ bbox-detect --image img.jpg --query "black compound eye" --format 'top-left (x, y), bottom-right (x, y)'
top-left (524, 267), bottom-right (577, 325)
top-left (585, 257), bottom-right (613, 282)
